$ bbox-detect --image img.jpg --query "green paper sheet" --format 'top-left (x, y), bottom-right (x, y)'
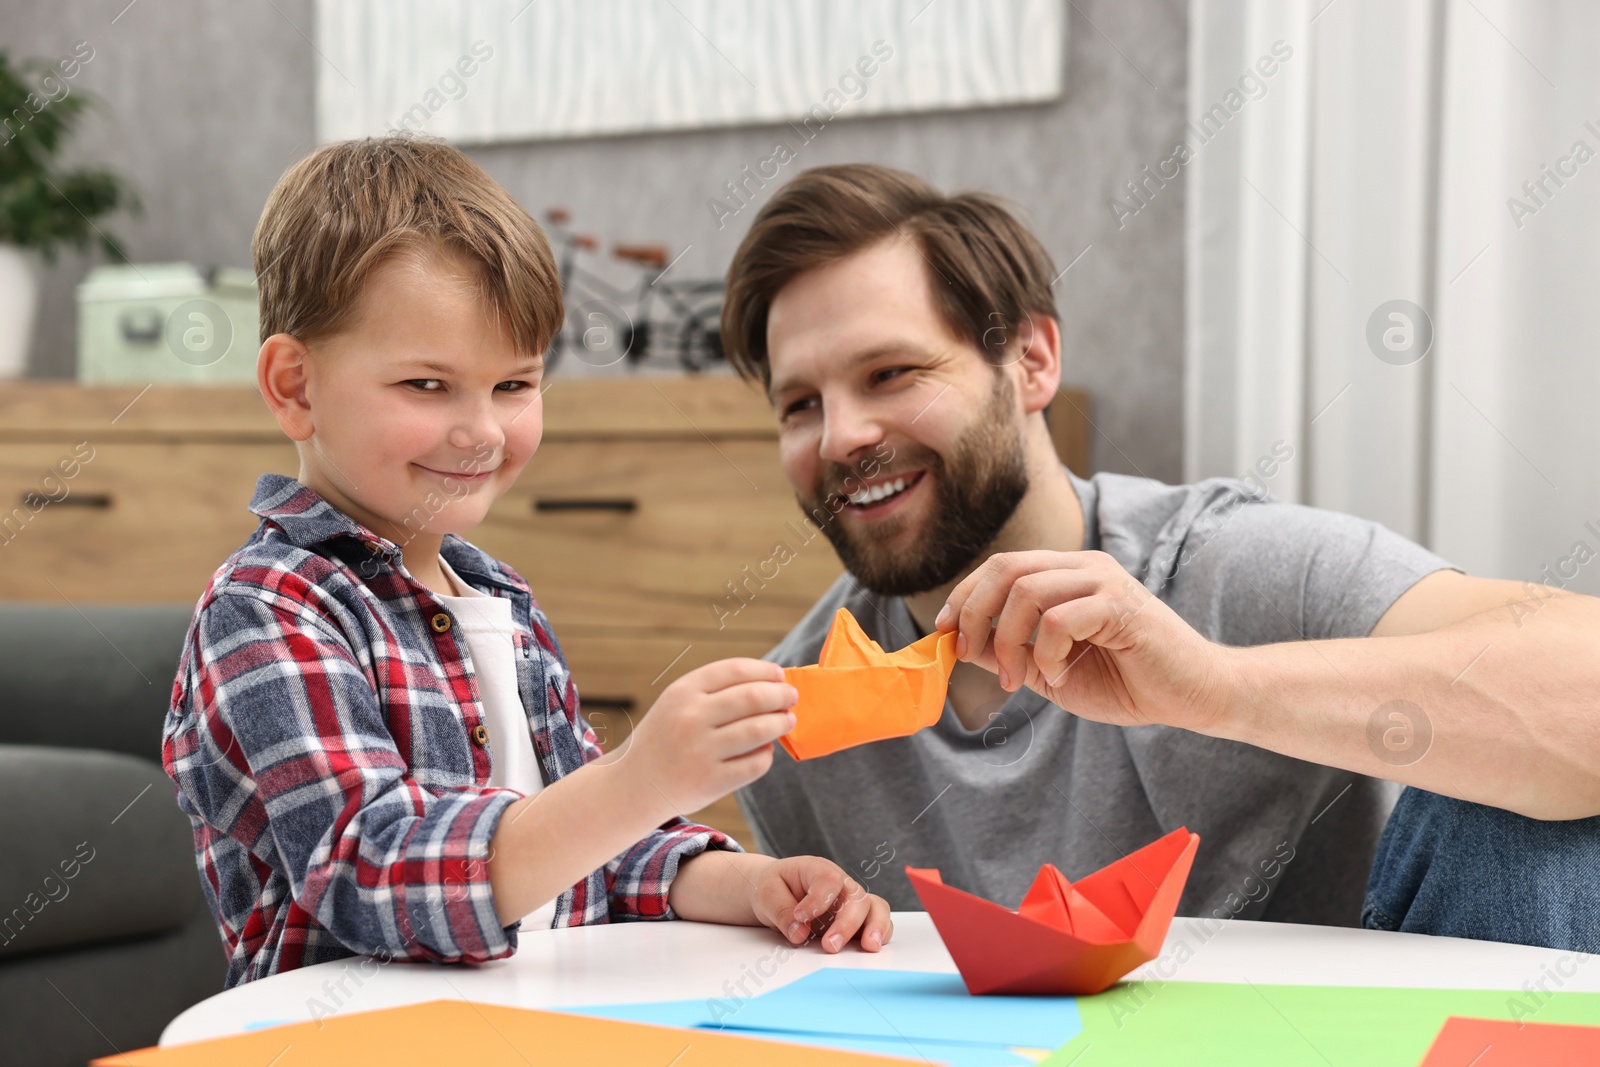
top-left (1043, 981), bottom-right (1600, 1066)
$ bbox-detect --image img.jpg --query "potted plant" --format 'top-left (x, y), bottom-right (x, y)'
top-left (0, 49), bottom-right (137, 378)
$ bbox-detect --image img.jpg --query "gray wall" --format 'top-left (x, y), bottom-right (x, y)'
top-left (2, 0), bottom-right (1186, 482)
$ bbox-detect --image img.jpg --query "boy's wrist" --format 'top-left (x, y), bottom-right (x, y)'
top-left (670, 850), bottom-right (775, 924)
top-left (585, 751), bottom-right (677, 836)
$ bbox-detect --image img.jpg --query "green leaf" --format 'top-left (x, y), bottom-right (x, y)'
top-left (0, 50), bottom-right (138, 261)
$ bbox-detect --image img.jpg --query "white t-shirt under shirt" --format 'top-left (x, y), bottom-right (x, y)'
top-left (435, 555), bottom-right (558, 931)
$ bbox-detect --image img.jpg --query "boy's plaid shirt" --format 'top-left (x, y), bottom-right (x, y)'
top-left (163, 473), bottom-right (735, 988)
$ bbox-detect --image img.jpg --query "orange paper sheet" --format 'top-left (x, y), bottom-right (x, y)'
top-left (906, 827), bottom-right (1201, 996)
top-left (92, 999), bottom-right (910, 1066)
top-left (780, 608), bottom-right (958, 760)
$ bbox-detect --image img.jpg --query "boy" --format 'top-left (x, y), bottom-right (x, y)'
top-left (162, 136), bottom-right (891, 989)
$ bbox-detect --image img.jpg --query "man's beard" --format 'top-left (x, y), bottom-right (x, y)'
top-left (803, 374), bottom-right (1031, 598)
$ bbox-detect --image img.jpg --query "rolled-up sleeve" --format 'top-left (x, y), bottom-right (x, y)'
top-left (606, 819), bottom-right (738, 921)
top-left (172, 590), bottom-right (520, 964)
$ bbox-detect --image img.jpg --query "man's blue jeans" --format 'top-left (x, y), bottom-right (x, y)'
top-left (1364, 787), bottom-right (1600, 952)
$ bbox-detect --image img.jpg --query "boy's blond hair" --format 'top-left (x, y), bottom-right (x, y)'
top-left (252, 135), bottom-right (562, 355)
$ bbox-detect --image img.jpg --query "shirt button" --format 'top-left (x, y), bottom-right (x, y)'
top-left (431, 613), bottom-right (452, 633)
top-left (471, 724), bottom-right (489, 746)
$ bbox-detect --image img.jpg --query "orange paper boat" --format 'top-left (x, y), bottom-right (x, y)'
top-left (906, 826), bottom-right (1201, 995)
top-left (779, 608), bottom-right (958, 760)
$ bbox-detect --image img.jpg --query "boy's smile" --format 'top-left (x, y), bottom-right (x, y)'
top-left (259, 244), bottom-right (545, 582)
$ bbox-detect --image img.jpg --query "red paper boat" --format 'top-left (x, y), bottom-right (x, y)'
top-left (906, 826), bottom-right (1200, 995)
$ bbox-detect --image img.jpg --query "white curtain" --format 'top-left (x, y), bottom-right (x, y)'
top-left (1188, 0), bottom-right (1600, 594)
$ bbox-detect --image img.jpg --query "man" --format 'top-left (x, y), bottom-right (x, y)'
top-left (722, 164), bottom-right (1600, 947)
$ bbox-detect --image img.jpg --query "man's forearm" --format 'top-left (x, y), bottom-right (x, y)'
top-left (1209, 592), bottom-right (1600, 819)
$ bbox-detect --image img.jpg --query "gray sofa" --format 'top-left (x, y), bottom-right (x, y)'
top-left (0, 604), bottom-right (225, 1066)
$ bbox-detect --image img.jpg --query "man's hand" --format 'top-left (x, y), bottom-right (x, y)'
top-left (616, 659), bottom-right (798, 822)
top-left (934, 550), bottom-right (1236, 733)
top-left (751, 856), bottom-right (893, 953)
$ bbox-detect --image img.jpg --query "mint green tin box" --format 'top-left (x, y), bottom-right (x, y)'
top-left (77, 263), bottom-right (260, 384)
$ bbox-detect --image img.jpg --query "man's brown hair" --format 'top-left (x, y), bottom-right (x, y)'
top-left (721, 164), bottom-right (1059, 389)
top-left (252, 135), bottom-right (561, 354)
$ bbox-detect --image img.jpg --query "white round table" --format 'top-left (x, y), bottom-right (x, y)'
top-left (162, 913), bottom-right (1600, 1046)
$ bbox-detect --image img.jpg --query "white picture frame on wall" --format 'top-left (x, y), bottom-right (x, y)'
top-left (314, 0), bottom-right (1066, 144)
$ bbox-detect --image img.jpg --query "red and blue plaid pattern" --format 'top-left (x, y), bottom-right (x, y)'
top-left (163, 473), bottom-right (734, 988)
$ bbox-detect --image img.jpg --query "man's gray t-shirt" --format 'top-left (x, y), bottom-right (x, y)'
top-left (739, 468), bottom-right (1457, 926)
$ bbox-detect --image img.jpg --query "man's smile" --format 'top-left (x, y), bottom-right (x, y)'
top-left (834, 469), bottom-right (927, 516)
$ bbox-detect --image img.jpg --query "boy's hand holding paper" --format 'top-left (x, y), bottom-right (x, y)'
top-left (616, 658), bottom-right (799, 817)
top-left (601, 656), bottom-right (894, 951)
top-left (779, 608), bottom-right (959, 760)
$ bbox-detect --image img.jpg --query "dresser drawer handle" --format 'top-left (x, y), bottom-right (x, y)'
top-left (23, 492), bottom-right (113, 509)
top-left (581, 697), bottom-right (637, 713)
top-left (533, 498), bottom-right (638, 513)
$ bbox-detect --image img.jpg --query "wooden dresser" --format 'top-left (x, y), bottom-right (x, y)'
top-left (0, 377), bottom-right (1091, 846)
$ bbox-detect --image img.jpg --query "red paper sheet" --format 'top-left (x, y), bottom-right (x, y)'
top-left (1418, 1015), bottom-right (1600, 1065)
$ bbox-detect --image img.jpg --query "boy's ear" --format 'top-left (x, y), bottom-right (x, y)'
top-left (258, 333), bottom-right (316, 443)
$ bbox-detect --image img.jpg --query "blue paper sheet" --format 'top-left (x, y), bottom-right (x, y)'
top-left (570, 998), bottom-right (710, 1029)
top-left (568, 997), bottom-right (1033, 1066)
top-left (717, 968), bottom-right (1082, 1049)
top-left (567, 967), bottom-right (1082, 1061)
